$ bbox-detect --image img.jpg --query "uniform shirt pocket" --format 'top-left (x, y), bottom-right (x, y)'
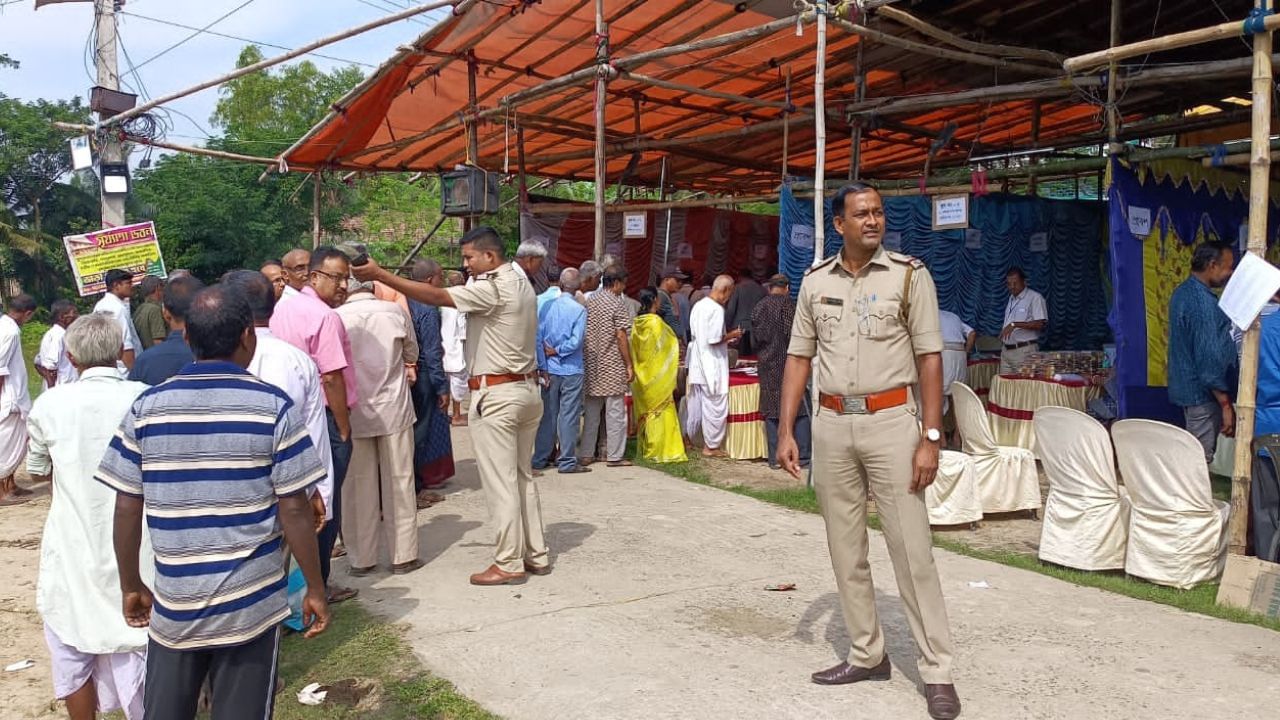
top-left (813, 301), bottom-right (844, 342)
top-left (861, 301), bottom-right (904, 340)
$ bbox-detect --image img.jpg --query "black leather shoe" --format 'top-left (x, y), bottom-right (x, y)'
top-left (925, 684), bottom-right (961, 719)
top-left (810, 656), bottom-right (891, 685)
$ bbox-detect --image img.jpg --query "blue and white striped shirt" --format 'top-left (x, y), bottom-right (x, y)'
top-left (96, 361), bottom-right (324, 650)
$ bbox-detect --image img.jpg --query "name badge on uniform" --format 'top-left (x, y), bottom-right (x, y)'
top-left (819, 297), bottom-right (844, 306)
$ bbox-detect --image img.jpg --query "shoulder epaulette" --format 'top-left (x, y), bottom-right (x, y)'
top-left (886, 250), bottom-right (925, 269)
top-left (804, 255), bottom-right (838, 276)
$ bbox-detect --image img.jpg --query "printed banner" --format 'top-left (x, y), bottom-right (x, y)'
top-left (63, 221), bottom-right (167, 296)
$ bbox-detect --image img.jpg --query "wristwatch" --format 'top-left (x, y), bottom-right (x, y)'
top-left (924, 427), bottom-right (942, 443)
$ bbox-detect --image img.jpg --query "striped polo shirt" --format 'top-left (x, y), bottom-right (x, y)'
top-left (96, 361), bottom-right (324, 650)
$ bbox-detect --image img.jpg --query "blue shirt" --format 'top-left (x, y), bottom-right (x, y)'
top-left (536, 293), bottom-right (587, 376)
top-left (95, 362), bottom-right (324, 650)
top-left (536, 286), bottom-right (562, 315)
top-left (128, 330), bottom-right (194, 386)
top-left (1167, 276), bottom-right (1236, 407)
top-left (1256, 312), bottom-right (1280, 437)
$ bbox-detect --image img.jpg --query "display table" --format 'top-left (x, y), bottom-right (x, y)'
top-left (967, 358), bottom-right (999, 397)
top-left (726, 371), bottom-right (767, 460)
top-left (987, 374), bottom-right (1102, 451)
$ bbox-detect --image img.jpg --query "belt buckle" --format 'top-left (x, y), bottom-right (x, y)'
top-left (841, 395), bottom-right (868, 414)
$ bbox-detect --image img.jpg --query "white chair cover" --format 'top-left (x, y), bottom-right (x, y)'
top-left (927, 450), bottom-right (984, 526)
top-left (952, 383), bottom-right (1041, 513)
top-left (1033, 407), bottom-right (1129, 571)
top-left (1112, 419), bottom-right (1230, 589)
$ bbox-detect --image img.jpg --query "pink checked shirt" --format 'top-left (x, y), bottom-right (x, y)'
top-left (268, 286), bottom-right (359, 407)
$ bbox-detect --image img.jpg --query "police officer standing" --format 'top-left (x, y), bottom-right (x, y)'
top-left (777, 184), bottom-right (961, 719)
top-left (353, 226), bottom-right (550, 586)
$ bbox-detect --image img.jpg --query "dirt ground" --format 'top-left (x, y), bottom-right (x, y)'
top-left (0, 472), bottom-right (59, 720)
top-left (699, 455), bottom-right (1049, 556)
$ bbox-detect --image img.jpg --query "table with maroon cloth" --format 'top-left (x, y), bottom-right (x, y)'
top-left (966, 358), bottom-right (999, 398)
top-left (986, 374), bottom-right (1102, 451)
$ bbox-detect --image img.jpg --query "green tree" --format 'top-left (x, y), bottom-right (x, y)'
top-left (131, 46), bottom-right (364, 279)
top-left (0, 95), bottom-right (91, 237)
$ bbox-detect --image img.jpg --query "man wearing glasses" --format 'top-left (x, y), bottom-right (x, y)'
top-left (270, 246), bottom-right (360, 605)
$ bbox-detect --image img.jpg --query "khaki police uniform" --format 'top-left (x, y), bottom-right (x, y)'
top-left (448, 262), bottom-right (549, 574)
top-left (788, 245), bottom-right (955, 685)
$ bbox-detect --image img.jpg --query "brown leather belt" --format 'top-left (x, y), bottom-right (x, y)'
top-left (468, 373), bottom-right (535, 391)
top-left (818, 386), bottom-right (909, 415)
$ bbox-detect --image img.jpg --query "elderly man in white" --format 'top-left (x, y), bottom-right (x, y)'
top-left (27, 313), bottom-right (152, 719)
top-left (685, 275), bottom-right (743, 457)
top-left (226, 270), bottom-right (333, 530)
top-left (0, 294), bottom-right (36, 501)
top-left (36, 300), bottom-right (80, 391)
top-left (513, 240), bottom-right (549, 292)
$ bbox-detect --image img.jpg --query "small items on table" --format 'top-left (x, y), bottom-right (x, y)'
top-left (987, 352), bottom-right (1109, 451)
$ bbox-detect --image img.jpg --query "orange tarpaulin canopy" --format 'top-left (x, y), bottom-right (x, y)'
top-left (281, 0), bottom-right (1255, 193)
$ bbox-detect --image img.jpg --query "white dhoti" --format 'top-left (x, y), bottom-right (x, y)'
top-left (0, 412), bottom-right (27, 478)
top-left (447, 371), bottom-right (469, 403)
top-left (684, 384), bottom-right (728, 450)
top-left (43, 624), bottom-right (145, 720)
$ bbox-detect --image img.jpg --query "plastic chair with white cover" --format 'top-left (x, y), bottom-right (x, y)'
top-left (1033, 406), bottom-right (1129, 571)
top-left (1112, 419), bottom-right (1230, 589)
top-left (951, 382), bottom-right (1041, 515)
top-left (926, 450), bottom-right (984, 527)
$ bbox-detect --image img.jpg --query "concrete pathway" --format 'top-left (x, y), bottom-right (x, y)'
top-left (341, 430), bottom-right (1280, 720)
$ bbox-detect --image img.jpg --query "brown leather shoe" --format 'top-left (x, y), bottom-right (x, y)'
top-left (925, 684), bottom-right (961, 720)
top-left (392, 559), bottom-right (424, 575)
top-left (469, 564), bottom-right (527, 586)
top-left (810, 656), bottom-right (891, 685)
top-left (524, 561), bottom-right (552, 576)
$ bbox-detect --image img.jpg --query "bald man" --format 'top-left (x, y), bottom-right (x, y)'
top-left (281, 248), bottom-right (311, 301)
top-left (685, 275), bottom-right (742, 457)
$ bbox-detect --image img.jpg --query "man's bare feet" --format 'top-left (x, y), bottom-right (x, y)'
top-left (701, 448), bottom-right (727, 458)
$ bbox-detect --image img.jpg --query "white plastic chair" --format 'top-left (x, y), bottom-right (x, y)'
top-left (926, 450), bottom-right (984, 527)
top-left (1112, 419), bottom-right (1230, 589)
top-left (952, 383), bottom-right (1042, 514)
top-left (1033, 407), bottom-right (1129, 571)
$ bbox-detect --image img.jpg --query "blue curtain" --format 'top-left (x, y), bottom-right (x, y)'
top-left (779, 184), bottom-right (1109, 350)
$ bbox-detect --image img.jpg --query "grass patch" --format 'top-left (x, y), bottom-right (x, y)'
top-left (269, 602), bottom-right (496, 720)
top-left (637, 453), bottom-right (1280, 633)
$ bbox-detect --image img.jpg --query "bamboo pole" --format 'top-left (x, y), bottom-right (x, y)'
top-left (875, 5), bottom-right (1065, 65)
top-left (99, 0), bottom-right (462, 130)
top-left (466, 53), bottom-right (480, 165)
top-left (401, 214), bottom-right (449, 266)
top-left (780, 67), bottom-right (794, 182)
top-left (1200, 151), bottom-right (1278, 167)
top-left (1105, 0), bottom-right (1123, 156)
top-left (53, 122), bottom-right (311, 167)
top-left (1228, 12), bottom-right (1274, 557)
top-left (619, 71), bottom-right (792, 111)
top-left (1029, 100), bottom-right (1042, 195)
top-left (593, 7), bottom-right (608, 262)
top-left (813, 0), bottom-right (828, 266)
top-left (829, 16), bottom-right (1059, 77)
top-left (517, 122), bottom-right (529, 212)
top-left (1065, 11), bottom-right (1280, 73)
top-left (849, 38), bottom-right (865, 182)
top-left (312, 172), bottom-right (322, 248)
top-left (528, 194), bottom-right (779, 215)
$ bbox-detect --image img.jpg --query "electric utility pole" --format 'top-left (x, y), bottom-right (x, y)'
top-left (95, 0), bottom-right (127, 228)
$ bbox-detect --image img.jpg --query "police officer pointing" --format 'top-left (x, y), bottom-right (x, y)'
top-left (777, 183), bottom-right (961, 719)
top-left (353, 226), bottom-right (550, 586)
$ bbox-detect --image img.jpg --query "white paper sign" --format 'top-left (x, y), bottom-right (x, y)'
top-left (1128, 206), bottom-right (1152, 236)
top-left (623, 212), bottom-right (647, 238)
top-left (790, 224), bottom-right (814, 249)
top-left (964, 229), bottom-right (982, 249)
top-left (882, 231), bottom-right (903, 252)
top-left (70, 136), bottom-right (92, 171)
top-left (1029, 232), bottom-right (1049, 253)
top-left (1219, 251), bottom-right (1280, 330)
top-left (932, 194), bottom-right (968, 230)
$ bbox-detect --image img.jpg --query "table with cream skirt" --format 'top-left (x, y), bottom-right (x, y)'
top-left (987, 374), bottom-right (1102, 451)
top-left (725, 371), bottom-right (767, 460)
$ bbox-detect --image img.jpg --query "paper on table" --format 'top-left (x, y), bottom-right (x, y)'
top-left (1219, 251), bottom-right (1280, 331)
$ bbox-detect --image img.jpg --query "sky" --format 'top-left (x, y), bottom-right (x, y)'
top-left (0, 0), bottom-right (453, 153)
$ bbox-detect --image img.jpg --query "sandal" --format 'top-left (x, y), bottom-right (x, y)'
top-left (606, 460), bottom-right (633, 467)
top-left (327, 585), bottom-right (359, 604)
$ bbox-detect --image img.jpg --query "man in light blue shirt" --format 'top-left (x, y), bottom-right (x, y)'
top-left (534, 268), bottom-right (590, 474)
top-left (536, 265), bottom-right (562, 314)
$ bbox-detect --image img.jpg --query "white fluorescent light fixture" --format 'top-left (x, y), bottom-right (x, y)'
top-left (70, 136), bottom-right (92, 171)
top-left (968, 147), bottom-right (1057, 164)
top-left (100, 163), bottom-right (130, 195)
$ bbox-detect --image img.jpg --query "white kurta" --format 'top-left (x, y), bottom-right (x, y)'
top-left (92, 292), bottom-right (141, 372)
top-left (440, 306), bottom-right (468, 374)
top-left (27, 366), bottom-right (154, 654)
top-left (939, 310), bottom-right (973, 404)
top-left (687, 297), bottom-right (728, 397)
top-left (248, 327), bottom-right (334, 519)
top-left (0, 314), bottom-right (30, 477)
top-left (36, 324), bottom-right (80, 390)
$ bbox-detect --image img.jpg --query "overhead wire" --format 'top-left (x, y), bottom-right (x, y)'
top-left (119, 10), bottom-right (376, 67)
top-left (123, 0), bottom-right (261, 77)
